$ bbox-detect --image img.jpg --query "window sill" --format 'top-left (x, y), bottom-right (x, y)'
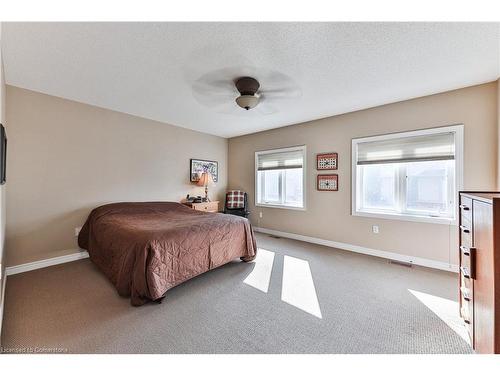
top-left (256, 203), bottom-right (306, 211)
top-left (352, 210), bottom-right (456, 225)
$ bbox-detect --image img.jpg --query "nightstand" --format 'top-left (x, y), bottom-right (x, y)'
top-left (183, 201), bottom-right (219, 213)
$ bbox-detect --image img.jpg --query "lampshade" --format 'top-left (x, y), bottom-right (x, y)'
top-left (197, 172), bottom-right (214, 187)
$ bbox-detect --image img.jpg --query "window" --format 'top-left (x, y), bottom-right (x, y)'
top-left (352, 125), bottom-right (463, 224)
top-left (256, 146), bottom-right (306, 209)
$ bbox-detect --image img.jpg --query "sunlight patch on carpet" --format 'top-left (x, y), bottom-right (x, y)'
top-left (282, 255), bottom-right (322, 318)
top-left (409, 289), bottom-right (469, 344)
top-left (243, 248), bottom-right (275, 293)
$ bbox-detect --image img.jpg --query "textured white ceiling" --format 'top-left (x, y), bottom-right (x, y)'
top-left (2, 22), bottom-right (499, 138)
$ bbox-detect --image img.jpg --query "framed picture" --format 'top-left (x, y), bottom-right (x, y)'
top-left (0, 124), bottom-right (6, 185)
top-left (316, 152), bottom-right (338, 170)
top-left (317, 174), bottom-right (338, 191)
top-left (190, 159), bottom-right (218, 183)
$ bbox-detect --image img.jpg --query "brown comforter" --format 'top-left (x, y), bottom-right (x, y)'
top-left (78, 202), bottom-right (257, 306)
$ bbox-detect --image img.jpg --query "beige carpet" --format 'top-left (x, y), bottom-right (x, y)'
top-left (1, 233), bottom-right (471, 354)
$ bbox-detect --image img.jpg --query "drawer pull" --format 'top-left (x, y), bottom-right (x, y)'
top-left (459, 204), bottom-right (470, 211)
top-left (460, 286), bottom-right (470, 300)
top-left (460, 307), bottom-right (470, 323)
top-left (461, 266), bottom-right (470, 279)
top-left (460, 225), bottom-right (470, 233)
top-left (460, 245), bottom-right (470, 256)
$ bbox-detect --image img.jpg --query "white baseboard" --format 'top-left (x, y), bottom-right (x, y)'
top-left (4, 229), bottom-right (457, 276)
top-left (5, 250), bottom-right (89, 276)
top-left (254, 227), bottom-right (458, 273)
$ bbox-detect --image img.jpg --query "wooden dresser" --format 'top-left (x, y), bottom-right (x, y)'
top-left (183, 200), bottom-right (219, 213)
top-left (459, 192), bottom-right (500, 353)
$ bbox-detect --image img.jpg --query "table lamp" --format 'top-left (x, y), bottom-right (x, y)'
top-left (197, 172), bottom-right (214, 201)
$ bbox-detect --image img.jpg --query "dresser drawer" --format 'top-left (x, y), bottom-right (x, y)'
top-left (460, 223), bottom-right (473, 248)
top-left (461, 303), bottom-right (474, 344)
top-left (460, 246), bottom-right (476, 279)
top-left (460, 196), bottom-right (473, 222)
top-left (460, 265), bottom-right (473, 282)
top-left (461, 214), bottom-right (472, 230)
top-left (460, 286), bottom-right (474, 345)
top-left (460, 248), bottom-right (472, 272)
top-left (460, 285), bottom-right (472, 303)
top-left (461, 298), bottom-right (472, 321)
top-left (191, 201), bottom-right (219, 213)
top-left (460, 274), bottom-right (473, 318)
top-left (460, 270), bottom-right (472, 293)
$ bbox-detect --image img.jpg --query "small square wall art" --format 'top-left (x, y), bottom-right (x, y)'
top-left (317, 174), bottom-right (338, 191)
top-left (316, 152), bottom-right (338, 170)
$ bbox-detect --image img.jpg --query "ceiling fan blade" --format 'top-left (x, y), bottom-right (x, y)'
top-left (254, 96), bottom-right (279, 115)
top-left (259, 88), bottom-right (302, 99)
top-left (256, 105), bottom-right (278, 115)
top-left (203, 100), bottom-right (243, 115)
top-left (257, 69), bottom-right (299, 85)
top-left (200, 79), bottom-right (236, 91)
top-left (192, 80), bottom-right (236, 95)
top-left (192, 92), bottom-right (236, 107)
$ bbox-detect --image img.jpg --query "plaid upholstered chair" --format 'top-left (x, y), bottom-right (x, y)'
top-left (224, 190), bottom-right (250, 218)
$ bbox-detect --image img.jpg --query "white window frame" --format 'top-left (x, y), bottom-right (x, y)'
top-left (351, 125), bottom-right (464, 225)
top-left (255, 145), bottom-right (307, 211)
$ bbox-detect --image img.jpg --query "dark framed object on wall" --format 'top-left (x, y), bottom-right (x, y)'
top-left (0, 124), bottom-right (6, 185)
top-left (190, 159), bottom-right (218, 183)
top-left (316, 152), bottom-right (338, 170)
top-left (317, 174), bottom-right (338, 191)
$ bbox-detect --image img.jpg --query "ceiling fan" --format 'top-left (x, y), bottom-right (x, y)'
top-left (235, 77), bottom-right (261, 110)
top-left (191, 68), bottom-right (301, 115)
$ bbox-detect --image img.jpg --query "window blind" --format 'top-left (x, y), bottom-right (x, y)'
top-left (356, 132), bottom-right (455, 165)
top-left (257, 149), bottom-right (304, 171)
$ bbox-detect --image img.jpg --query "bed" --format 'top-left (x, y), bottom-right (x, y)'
top-left (78, 202), bottom-right (257, 306)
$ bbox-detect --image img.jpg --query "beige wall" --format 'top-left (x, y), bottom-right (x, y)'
top-left (229, 82), bottom-right (499, 267)
top-left (5, 86), bottom-right (228, 266)
top-left (4, 81), bottom-right (498, 268)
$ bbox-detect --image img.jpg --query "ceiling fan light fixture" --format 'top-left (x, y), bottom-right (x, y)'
top-left (235, 94), bottom-right (259, 110)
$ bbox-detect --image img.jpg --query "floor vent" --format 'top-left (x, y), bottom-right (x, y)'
top-left (389, 260), bottom-right (413, 268)
top-left (269, 235), bottom-right (282, 239)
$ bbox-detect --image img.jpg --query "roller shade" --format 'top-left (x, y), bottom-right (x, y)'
top-left (356, 132), bottom-right (455, 165)
top-left (257, 149), bottom-right (304, 171)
